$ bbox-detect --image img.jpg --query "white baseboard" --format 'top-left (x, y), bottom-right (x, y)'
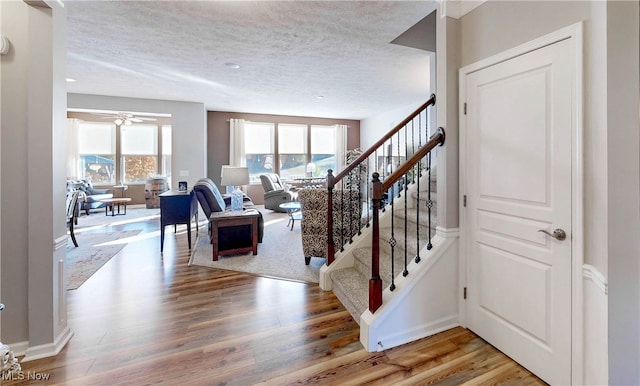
top-left (21, 327), bottom-right (73, 363)
top-left (582, 264), bottom-right (608, 385)
top-left (6, 340), bottom-right (29, 358)
top-left (583, 264), bottom-right (608, 295)
top-left (436, 226), bottom-right (459, 239)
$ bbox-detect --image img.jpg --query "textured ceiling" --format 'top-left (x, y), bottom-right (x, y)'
top-left (66, 1), bottom-right (437, 120)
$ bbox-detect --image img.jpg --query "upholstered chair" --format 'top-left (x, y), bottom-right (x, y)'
top-left (66, 190), bottom-right (80, 247)
top-left (71, 179), bottom-right (113, 215)
top-left (193, 177), bottom-right (264, 243)
top-left (259, 173), bottom-right (298, 212)
top-left (298, 188), bottom-right (362, 265)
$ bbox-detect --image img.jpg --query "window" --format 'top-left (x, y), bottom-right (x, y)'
top-left (72, 118), bottom-right (171, 185)
top-left (278, 124), bottom-right (306, 180)
top-left (121, 124), bottom-right (158, 184)
top-left (77, 122), bottom-right (116, 184)
top-left (310, 125), bottom-right (336, 177)
top-left (244, 122), bottom-right (274, 183)
top-left (237, 121), bottom-right (346, 183)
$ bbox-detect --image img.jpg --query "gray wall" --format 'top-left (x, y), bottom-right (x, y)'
top-left (67, 94), bottom-right (207, 192)
top-left (1, 0), bottom-right (69, 352)
top-left (207, 111), bottom-right (360, 205)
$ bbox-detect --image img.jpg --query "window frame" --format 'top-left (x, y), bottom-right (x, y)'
top-left (72, 118), bottom-right (171, 186)
top-left (242, 121), bottom-right (343, 184)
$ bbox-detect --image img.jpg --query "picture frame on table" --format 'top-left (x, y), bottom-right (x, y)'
top-left (178, 181), bottom-right (188, 192)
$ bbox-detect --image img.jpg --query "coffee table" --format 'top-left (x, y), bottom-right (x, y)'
top-left (100, 197), bottom-right (132, 216)
top-left (279, 201), bottom-right (302, 231)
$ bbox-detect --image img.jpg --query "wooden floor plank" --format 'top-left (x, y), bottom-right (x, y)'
top-left (6, 211), bottom-right (546, 385)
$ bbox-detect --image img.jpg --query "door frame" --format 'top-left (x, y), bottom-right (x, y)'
top-left (458, 22), bottom-right (584, 384)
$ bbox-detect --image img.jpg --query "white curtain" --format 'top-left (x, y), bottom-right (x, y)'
top-left (229, 118), bottom-right (246, 167)
top-left (67, 118), bottom-right (81, 179)
top-left (335, 124), bottom-right (347, 172)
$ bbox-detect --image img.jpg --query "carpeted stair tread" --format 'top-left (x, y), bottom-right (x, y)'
top-left (411, 189), bottom-right (438, 213)
top-left (390, 208), bottom-right (437, 233)
top-left (378, 226), bottom-right (433, 257)
top-left (328, 169), bottom-right (438, 322)
top-left (330, 267), bottom-right (369, 322)
top-left (352, 246), bottom-right (415, 290)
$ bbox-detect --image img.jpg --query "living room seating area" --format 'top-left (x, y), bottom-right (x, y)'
top-left (193, 177), bottom-right (264, 246)
top-left (298, 188), bottom-right (362, 265)
top-left (260, 173), bottom-right (298, 212)
top-left (67, 179), bottom-right (113, 215)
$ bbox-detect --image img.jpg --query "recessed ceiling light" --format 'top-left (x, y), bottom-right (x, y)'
top-left (317, 95), bottom-right (325, 99)
top-left (224, 63), bottom-right (240, 69)
top-left (66, 78), bottom-right (76, 82)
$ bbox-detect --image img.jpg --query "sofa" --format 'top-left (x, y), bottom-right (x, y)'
top-left (193, 177), bottom-right (264, 244)
top-left (298, 188), bottom-right (362, 265)
top-left (67, 179), bottom-right (113, 215)
top-left (259, 173), bottom-right (298, 212)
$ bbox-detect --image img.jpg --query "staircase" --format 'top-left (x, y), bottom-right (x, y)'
top-left (317, 96), bottom-right (457, 351)
top-left (330, 171), bottom-right (437, 323)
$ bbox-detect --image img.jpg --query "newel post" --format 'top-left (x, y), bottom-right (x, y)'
top-left (326, 169), bottom-right (335, 265)
top-left (369, 172), bottom-right (383, 313)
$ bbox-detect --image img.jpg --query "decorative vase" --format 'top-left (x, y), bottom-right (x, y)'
top-left (231, 189), bottom-right (244, 212)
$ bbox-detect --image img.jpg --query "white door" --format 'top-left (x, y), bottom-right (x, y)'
top-left (463, 37), bottom-right (575, 384)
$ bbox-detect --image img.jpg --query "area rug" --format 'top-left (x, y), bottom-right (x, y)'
top-left (75, 205), bottom-right (159, 230)
top-left (190, 209), bottom-right (326, 283)
top-left (66, 230), bottom-right (142, 290)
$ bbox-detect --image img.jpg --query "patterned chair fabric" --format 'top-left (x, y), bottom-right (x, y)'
top-left (298, 188), bottom-right (362, 265)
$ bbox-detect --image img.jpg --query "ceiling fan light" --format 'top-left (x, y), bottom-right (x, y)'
top-left (124, 119), bottom-right (133, 126)
top-left (114, 118), bottom-right (123, 125)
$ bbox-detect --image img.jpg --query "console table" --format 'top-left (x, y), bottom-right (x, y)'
top-left (159, 190), bottom-right (198, 252)
top-left (209, 209), bottom-right (260, 261)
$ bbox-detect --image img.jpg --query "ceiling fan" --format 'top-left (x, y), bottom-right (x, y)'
top-left (93, 112), bottom-right (157, 126)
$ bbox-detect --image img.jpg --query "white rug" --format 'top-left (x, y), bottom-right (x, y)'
top-left (66, 230), bottom-right (142, 290)
top-left (190, 209), bottom-right (326, 283)
top-left (75, 204), bottom-right (160, 229)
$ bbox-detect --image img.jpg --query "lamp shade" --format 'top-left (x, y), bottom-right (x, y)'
top-left (306, 162), bottom-right (316, 173)
top-left (221, 166), bottom-right (249, 186)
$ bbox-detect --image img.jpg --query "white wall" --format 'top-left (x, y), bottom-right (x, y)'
top-left (67, 94), bottom-right (207, 189)
top-left (359, 102), bottom-right (425, 150)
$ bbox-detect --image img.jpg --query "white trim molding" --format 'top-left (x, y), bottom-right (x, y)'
top-left (436, 226), bottom-right (459, 239)
top-left (21, 327), bottom-right (73, 363)
top-left (583, 264), bottom-right (608, 295)
top-left (53, 234), bottom-right (67, 251)
top-left (438, 0), bottom-right (486, 19)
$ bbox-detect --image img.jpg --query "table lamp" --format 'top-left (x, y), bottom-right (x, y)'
top-left (306, 162), bottom-right (316, 177)
top-left (221, 166), bottom-right (249, 211)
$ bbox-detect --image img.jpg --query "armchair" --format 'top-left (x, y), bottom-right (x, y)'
top-left (67, 179), bottom-right (113, 215)
top-left (298, 188), bottom-right (362, 265)
top-left (259, 173), bottom-right (298, 212)
top-left (66, 190), bottom-right (80, 247)
top-left (193, 177), bottom-right (264, 243)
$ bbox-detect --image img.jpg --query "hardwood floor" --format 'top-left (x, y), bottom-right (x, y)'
top-left (7, 209), bottom-right (545, 385)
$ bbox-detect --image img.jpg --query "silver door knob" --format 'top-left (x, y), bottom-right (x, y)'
top-left (0, 303), bottom-right (4, 311)
top-left (538, 228), bottom-right (567, 241)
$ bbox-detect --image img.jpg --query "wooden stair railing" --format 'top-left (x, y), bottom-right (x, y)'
top-left (324, 94), bottom-right (437, 267)
top-left (369, 127), bottom-right (445, 312)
